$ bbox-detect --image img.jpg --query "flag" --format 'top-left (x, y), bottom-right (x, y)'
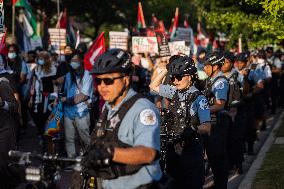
top-left (170, 7), bottom-right (179, 40)
top-left (15, 0), bottom-right (38, 38)
top-left (56, 9), bottom-right (67, 29)
top-left (12, 0), bottom-right (18, 6)
top-left (0, 31), bottom-right (7, 55)
top-left (75, 30), bottom-right (80, 49)
top-left (137, 2), bottom-right (146, 29)
top-left (84, 32), bottom-right (106, 71)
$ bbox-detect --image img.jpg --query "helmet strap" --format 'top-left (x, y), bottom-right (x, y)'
top-left (109, 78), bottom-right (128, 106)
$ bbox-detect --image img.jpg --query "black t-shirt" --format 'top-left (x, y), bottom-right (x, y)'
top-left (0, 73), bottom-right (18, 93)
top-left (56, 62), bottom-right (70, 79)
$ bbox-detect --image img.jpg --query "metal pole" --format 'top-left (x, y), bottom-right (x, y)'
top-left (12, 4), bottom-right (15, 37)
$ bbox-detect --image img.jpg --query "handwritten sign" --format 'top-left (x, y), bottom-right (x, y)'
top-left (109, 31), bottom-right (128, 50)
top-left (168, 41), bottom-right (190, 56)
top-left (48, 28), bottom-right (66, 54)
top-left (132, 37), bottom-right (158, 54)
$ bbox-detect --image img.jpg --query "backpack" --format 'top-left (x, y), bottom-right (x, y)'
top-left (227, 72), bottom-right (241, 108)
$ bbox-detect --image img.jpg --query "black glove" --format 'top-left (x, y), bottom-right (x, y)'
top-left (81, 145), bottom-right (114, 170)
top-left (180, 126), bottom-right (198, 141)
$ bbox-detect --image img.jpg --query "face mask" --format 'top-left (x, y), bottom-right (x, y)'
top-left (70, 62), bottom-right (80, 70)
top-left (141, 58), bottom-right (149, 69)
top-left (8, 52), bottom-right (17, 59)
top-left (37, 59), bottom-right (45, 66)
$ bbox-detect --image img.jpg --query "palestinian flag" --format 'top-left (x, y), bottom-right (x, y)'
top-left (15, 0), bottom-right (38, 38)
top-left (137, 2), bottom-right (146, 29)
top-left (170, 7), bottom-right (179, 40)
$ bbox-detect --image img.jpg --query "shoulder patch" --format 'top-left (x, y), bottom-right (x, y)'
top-left (140, 109), bottom-right (157, 126)
top-left (199, 98), bottom-right (209, 110)
top-left (214, 80), bottom-right (225, 90)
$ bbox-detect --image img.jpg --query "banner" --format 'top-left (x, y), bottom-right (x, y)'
top-left (132, 36), bottom-right (158, 54)
top-left (0, 0), bottom-right (4, 33)
top-left (109, 31), bottom-right (128, 50)
top-left (48, 28), bottom-right (66, 54)
top-left (168, 41), bottom-right (190, 56)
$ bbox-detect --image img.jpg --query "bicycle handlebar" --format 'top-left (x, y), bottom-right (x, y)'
top-left (9, 150), bottom-right (81, 163)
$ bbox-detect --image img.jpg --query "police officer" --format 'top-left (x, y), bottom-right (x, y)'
top-left (203, 53), bottom-right (230, 189)
top-left (266, 47), bottom-right (282, 114)
top-left (222, 52), bottom-right (244, 174)
top-left (150, 55), bottom-right (211, 189)
top-left (235, 52), bottom-right (259, 155)
top-left (82, 49), bottom-right (161, 189)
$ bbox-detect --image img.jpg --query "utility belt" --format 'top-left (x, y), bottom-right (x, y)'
top-left (211, 110), bottom-right (231, 127)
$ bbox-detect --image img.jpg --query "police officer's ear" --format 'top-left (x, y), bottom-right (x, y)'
top-left (123, 75), bottom-right (130, 88)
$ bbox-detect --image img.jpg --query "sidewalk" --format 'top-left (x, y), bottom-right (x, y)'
top-left (238, 110), bottom-right (284, 189)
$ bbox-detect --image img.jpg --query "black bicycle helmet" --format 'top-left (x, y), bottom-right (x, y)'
top-left (224, 51), bottom-right (235, 63)
top-left (204, 52), bottom-right (225, 67)
top-left (167, 55), bottom-right (197, 75)
top-left (236, 52), bottom-right (249, 62)
top-left (90, 49), bottom-right (132, 75)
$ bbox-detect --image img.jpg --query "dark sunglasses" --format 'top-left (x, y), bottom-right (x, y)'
top-left (95, 76), bottom-right (124, 85)
top-left (170, 74), bottom-right (188, 82)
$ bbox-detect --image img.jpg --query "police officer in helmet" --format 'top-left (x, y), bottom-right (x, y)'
top-left (203, 52), bottom-right (230, 189)
top-left (82, 49), bottom-right (162, 189)
top-left (150, 55), bottom-right (211, 189)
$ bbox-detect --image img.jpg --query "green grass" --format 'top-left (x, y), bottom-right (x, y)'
top-left (252, 117), bottom-right (284, 189)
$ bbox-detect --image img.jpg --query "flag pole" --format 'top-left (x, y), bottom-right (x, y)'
top-left (57, 0), bottom-right (61, 55)
top-left (12, 3), bottom-right (15, 37)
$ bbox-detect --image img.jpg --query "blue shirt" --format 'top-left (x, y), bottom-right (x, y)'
top-left (64, 70), bottom-right (93, 119)
top-left (159, 85), bottom-right (211, 123)
top-left (102, 88), bottom-right (162, 189)
top-left (210, 71), bottom-right (229, 101)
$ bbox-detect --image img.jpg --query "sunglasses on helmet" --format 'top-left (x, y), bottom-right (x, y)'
top-left (170, 74), bottom-right (189, 82)
top-left (95, 76), bottom-right (124, 85)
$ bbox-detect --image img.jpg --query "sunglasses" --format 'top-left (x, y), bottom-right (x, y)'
top-left (95, 76), bottom-right (124, 85)
top-left (170, 74), bottom-right (188, 82)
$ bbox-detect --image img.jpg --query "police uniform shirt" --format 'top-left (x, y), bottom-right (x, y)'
top-left (267, 56), bottom-right (282, 69)
top-left (159, 84), bottom-right (211, 123)
top-left (256, 59), bottom-right (272, 79)
top-left (210, 71), bottom-right (229, 101)
top-left (102, 88), bottom-right (162, 189)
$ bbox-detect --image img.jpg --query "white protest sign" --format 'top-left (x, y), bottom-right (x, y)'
top-left (0, 0), bottom-right (4, 33)
top-left (132, 37), bottom-right (159, 54)
top-left (168, 41), bottom-right (190, 56)
top-left (109, 31), bottom-right (128, 50)
top-left (48, 28), bottom-right (66, 54)
top-left (31, 36), bottom-right (43, 49)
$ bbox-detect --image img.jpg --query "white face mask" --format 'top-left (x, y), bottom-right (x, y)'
top-left (8, 52), bottom-right (17, 59)
top-left (141, 58), bottom-right (150, 69)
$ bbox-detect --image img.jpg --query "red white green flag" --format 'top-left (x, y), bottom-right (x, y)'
top-left (137, 2), bottom-right (146, 29)
top-left (170, 7), bottom-right (179, 40)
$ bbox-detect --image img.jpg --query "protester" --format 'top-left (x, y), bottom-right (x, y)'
top-left (62, 51), bottom-right (93, 157)
top-left (28, 51), bottom-right (57, 139)
top-left (0, 77), bottom-right (18, 188)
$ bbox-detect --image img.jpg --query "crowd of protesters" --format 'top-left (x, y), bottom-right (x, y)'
top-left (0, 40), bottom-right (284, 188)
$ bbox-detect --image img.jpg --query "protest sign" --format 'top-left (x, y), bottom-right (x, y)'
top-left (109, 31), bottom-right (128, 50)
top-left (157, 34), bottom-right (171, 57)
top-left (132, 36), bottom-right (158, 54)
top-left (31, 36), bottom-right (43, 49)
top-left (48, 28), bottom-right (66, 53)
top-left (0, 0), bottom-right (4, 33)
top-left (168, 41), bottom-right (190, 56)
